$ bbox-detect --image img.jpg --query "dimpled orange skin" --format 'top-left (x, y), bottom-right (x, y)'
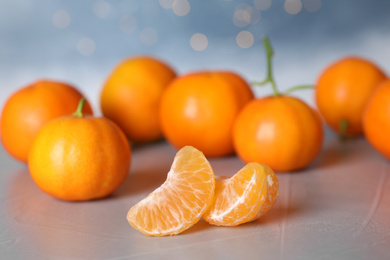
top-left (100, 56), bottom-right (176, 143)
top-left (0, 80), bottom-right (93, 163)
top-left (315, 57), bottom-right (386, 137)
top-left (159, 71), bottom-right (254, 157)
top-left (28, 114), bottom-right (131, 201)
top-left (233, 96), bottom-right (324, 172)
top-left (363, 79), bottom-right (390, 160)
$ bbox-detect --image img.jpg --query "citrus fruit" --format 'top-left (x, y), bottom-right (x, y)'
top-left (159, 71), bottom-right (254, 157)
top-left (1, 80), bottom-right (93, 163)
top-left (203, 162), bottom-right (278, 226)
top-left (234, 37), bottom-right (324, 172)
top-left (315, 56), bottom-right (386, 138)
top-left (363, 79), bottom-right (390, 160)
top-left (233, 96), bottom-right (324, 172)
top-left (127, 146), bottom-right (215, 236)
top-left (101, 56), bottom-right (176, 143)
top-left (28, 99), bottom-right (131, 201)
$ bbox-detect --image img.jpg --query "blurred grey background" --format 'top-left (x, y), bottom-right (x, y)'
top-left (1, 0), bottom-right (390, 113)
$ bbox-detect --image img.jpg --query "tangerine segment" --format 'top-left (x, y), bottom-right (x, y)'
top-left (127, 146), bottom-right (215, 236)
top-left (253, 164), bottom-right (279, 220)
top-left (203, 163), bottom-right (269, 227)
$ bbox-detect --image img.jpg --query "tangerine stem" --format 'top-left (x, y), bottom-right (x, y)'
top-left (263, 37), bottom-right (279, 96)
top-left (252, 79), bottom-right (269, 86)
top-left (252, 37), bottom-right (280, 96)
top-left (339, 119), bottom-right (348, 142)
top-left (73, 98), bottom-right (86, 118)
top-left (283, 85), bottom-right (314, 95)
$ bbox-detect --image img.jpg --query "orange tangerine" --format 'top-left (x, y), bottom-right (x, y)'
top-left (315, 56), bottom-right (386, 137)
top-left (28, 99), bottom-right (130, 201)
top-left (159, 71), bottom-right (254, 157)
top-left (1, 80), bottom-right (93, 163)
top-left (101, 56), bottom-right (176, 143)
top-left (363, 79), bottom-right (390, 160)
top-left (233, 37), bottom-right (323, 172)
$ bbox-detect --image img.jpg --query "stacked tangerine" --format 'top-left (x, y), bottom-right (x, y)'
top-left (0, 81), bottom-right (131, 201)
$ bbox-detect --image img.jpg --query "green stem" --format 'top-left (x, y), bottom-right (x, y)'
top-left (283, 85), bottom-right (314, 95)
top-left (338, 119), bottom-right (348, 141)
top-left (263, 38), bottom-right (279, 96)
top-left (72, 98), bottom-right (86, 118)
top-left (251, 79), bottom-right (269, 86)
top-left (252, 37), bottom-right (280, 96)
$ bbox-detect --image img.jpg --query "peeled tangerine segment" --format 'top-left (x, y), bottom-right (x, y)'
top-left (203, 162), bottom-right (278, 227)
top-left (127, 146), bottom-right (215, 236)
top-left (254, 163), bottom-right (279, 219)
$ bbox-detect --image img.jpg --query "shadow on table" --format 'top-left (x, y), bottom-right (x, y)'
top-left (5, 167), bottom-right (37, 198)
top-left (180, 219), bottom-right (211, 236)
top-left (181, 202), bottom-right (303, 236)
top-left (259, 204), bottom-right (301, 225)
top-left (116, 169), bottom-right (168, 198)
top-left (309, 136), bottom-right (369, 171)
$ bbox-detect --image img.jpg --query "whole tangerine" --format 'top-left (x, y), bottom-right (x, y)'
top-left (159, 71), bottom-right (254, 157)
top-left (233, 37), bottom-right (323, 172)
top-left (315, 57), bottom-right (386, 138)
top-left (233, 96), bottom-right (323, 172)
top-left (363, 79), bottom-right (390, 160)
top-left (100, 56), bottom-right (176, 143)
top-left (0, 80), bottom-right (93, 163)
top-left (28, 99), bottom-right (131, 201)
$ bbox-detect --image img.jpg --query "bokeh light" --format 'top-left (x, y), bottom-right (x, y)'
top-left (303, 0), bottom-right (322, 12)
top-left (233, 4), bottom-right (251, 28)
top-left (236, 31), bottom-right (255, 48)
top-left (253, 0), bottom-right (272, 11)
top-left (119, 15), bottom-right (137, 34)
top-left (159, 0), bottom-right (175, 9)
top-left (190, 33), bottom-right (208, 51)
top-left (77, 37), bottom-right (96, 56)
top-left (284, 0), bottom-right (302, 15)
top-left (52, 10), bottom-right (71, 29)
top-left (233, 3), bottom-right (261, 28)
top-left (140, 27), bottom-right (158, 46)
top-left (93, 0), bottom-right (111, 18)
top-left (172, 0), bottom-right (191, 16)
top-left (250, 8), bottom-right (261, 24)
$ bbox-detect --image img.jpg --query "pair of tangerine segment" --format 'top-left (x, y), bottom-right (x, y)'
top-left (203, 163), bottom-right (278, 226)
top-left (127, 146), bottom-right (215, 236)
top-left (127, 147), bottom-right (279, 236)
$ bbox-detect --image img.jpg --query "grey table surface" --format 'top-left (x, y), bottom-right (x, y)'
top-left (1, 131), bottom-right (390, 260)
